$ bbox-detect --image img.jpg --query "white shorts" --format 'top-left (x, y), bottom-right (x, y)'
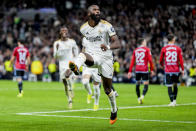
top-left (59, 60), bottom-right (75, 80)
top-left (82, 66), bottom-right (101, 83)
top-left (86, 52), bottom-right (114, 79)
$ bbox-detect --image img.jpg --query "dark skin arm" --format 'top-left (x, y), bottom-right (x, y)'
top-left (100, 35), bottom-right (121, 51)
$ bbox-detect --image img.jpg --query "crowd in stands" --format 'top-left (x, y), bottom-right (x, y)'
top-left (0, 1), bottom-right (196, 85)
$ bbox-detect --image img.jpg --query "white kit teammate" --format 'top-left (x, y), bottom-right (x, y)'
top-left (68, 5), bottom-right (121, 124)
top-left (53, 26), bottom-right (78, 109)
top-left (82, 38), bottom-right (101, 111)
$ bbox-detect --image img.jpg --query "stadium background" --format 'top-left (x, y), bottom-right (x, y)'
top-left (0, 0), bottom-right (196, 85)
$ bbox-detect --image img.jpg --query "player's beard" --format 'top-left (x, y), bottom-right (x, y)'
top-left (90, 14), bottom-right (101, 23)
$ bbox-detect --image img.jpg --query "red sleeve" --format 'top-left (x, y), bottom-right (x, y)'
top-left (148, 49), bottom-right (154, 71)
top-left (159, 48), bottom-right (164, 66)
top-left (26, 49), bottom-right (30, 57)
top-left (12, 48), bottom-right (17, 56)
top-left (178, 47), bottom-right (184, 71)
top-left (128, 51), bottom-right (136, 73)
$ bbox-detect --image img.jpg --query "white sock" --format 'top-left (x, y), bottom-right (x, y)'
top-left (66, 78), bottom-right (73, 101)
top-left (75, 53), bottom-right (86, 69)
top-left (66, 78), bottom-right (72, 90)
top-left (108, 90), bottom-right (117, 113)
top-left (84, 83), bottom-right (92, 95)
top-left (141, 95), bottom-right (144, 99)
top-left (93, 84), bottom-right (100, 105)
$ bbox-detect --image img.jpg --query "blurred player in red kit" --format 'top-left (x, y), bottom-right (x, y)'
top-left (160, 34), bottom-right (184, 106)
top-left (10, 39), bottom-right (31, 97)
top-left (128, 38), bottom-right (154, 104)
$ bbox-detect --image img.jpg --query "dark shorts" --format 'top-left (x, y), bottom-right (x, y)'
top-left (136, 73), bottom-right (149, 81)
top-left (165, 73), bottom-right (180, 86)
top-left (15, 70), bottom-right (25, 77)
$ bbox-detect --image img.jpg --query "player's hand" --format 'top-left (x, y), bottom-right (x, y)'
top-left (56, 44), bottom-right (59, 50)
top-left (181, 70), bottom-right (184, 76)
top-left (100, 44), bottom-right (108, 51)
top-left (127, 72), bottom-right (132, 79)
top-left (151, 71), bottom-right (155, 77)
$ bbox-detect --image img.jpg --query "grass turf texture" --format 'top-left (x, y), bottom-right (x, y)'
top-left (0, 80), bottom-right (196, 131)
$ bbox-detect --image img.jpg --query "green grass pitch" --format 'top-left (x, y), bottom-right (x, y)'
top-left (0, 80), bottom-right (196, 131)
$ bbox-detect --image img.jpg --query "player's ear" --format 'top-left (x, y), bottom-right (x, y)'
top-left (87, 12), bottom-right (91, 17)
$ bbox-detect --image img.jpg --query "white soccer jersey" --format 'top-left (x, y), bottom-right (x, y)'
top-left (53, 38), bottom-right (78, 70)
top-left (80, 19), bottom-right (116, 59)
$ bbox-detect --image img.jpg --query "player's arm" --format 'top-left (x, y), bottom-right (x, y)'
top-left (148, 49), bottom-right (155, 76)
top-left (9, 55), bottom-right (15, 68)
top-left (9, 48), bottom-right (16, 68)
top-left (82, 47), bottom-right (85, 52)
top-left (110, 35), bottom-right (121, 50)
top-left (81, 37), bottom-right (86, 53)
top-left (26, 55), bottom-right (31, 72)
top-left (127, 51), bottom-right (135, 79)
top-left (159, 48), bottom-right (164, 67)
top-left (178, 48), bottom-right (184, 76)
top-left (101, 24), bottom-right (121, 51)
top-left (72, 41), bottom-right (79, 58)
top-left (53, 42), bottom-right (59, 59)
top-left (101, 35), bottom-right (121, 51)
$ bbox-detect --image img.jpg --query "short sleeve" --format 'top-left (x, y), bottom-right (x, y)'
top-left (106, 24), bottom-right (116, 37)
top-left (13, 48), bottom-right (17, 56)
top-left (26, 49), bottom-right (30, 57)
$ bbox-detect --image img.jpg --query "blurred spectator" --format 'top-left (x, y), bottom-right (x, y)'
top-left (4, 59), bottom-right (13, 79)
top-left (48, 59), bottom-right (57, 81)
top-left (31, 60), bottom-right (43, 81)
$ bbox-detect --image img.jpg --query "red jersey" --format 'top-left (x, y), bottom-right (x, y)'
top-left (12, 46), bottom-right (30, 70)
top-left (160, 44), bottom-right (184, 73)
top-left (128, 46), bottom-right (154, 73)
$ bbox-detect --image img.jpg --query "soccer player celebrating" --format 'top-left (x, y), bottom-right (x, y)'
top-left (160, 34), bottom-right (184, 106)
top-left (68, 5), bottom-right (120, 124)
top-left (53, 26), bottom-right (78, 109)
top-left (10, 39), bottom-right (31, 97)
top-left (128, 38), bottom-right (154, 104)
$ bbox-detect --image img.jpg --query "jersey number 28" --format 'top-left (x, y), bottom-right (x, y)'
top-left (166, 51), bottom-right (177, 62)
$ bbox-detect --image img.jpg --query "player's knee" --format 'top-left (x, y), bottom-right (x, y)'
top-left (173, 83), bottom-right (177, 87)
top-left (82, 78), bottom-right (89, 85)
top-left (93, 81), bottom-right (99, 85)
top-left (94, 84), bottom-right (100, 91)
top-left (136, 81), bottom-right (140, 85)
top-left (106, 89), bottom-right (114, 96)
top-left (17, 77), bottom-right (22, 82)
top-left (144, 81), bottom-right (149, 85)
top-left (85, 60), bottom-right (94, 67)
top-left (63, 79), bottom-right (68, 85)
top-left (104, 88), bottom-right (112, 95)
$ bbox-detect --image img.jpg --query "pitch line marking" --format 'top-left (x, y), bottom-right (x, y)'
top-left (21, 114), bottom-right (196, 124)
top-left (16, 103), bottom-right (196, 124)
top-left (16, 102), bottom-right (196, 115)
